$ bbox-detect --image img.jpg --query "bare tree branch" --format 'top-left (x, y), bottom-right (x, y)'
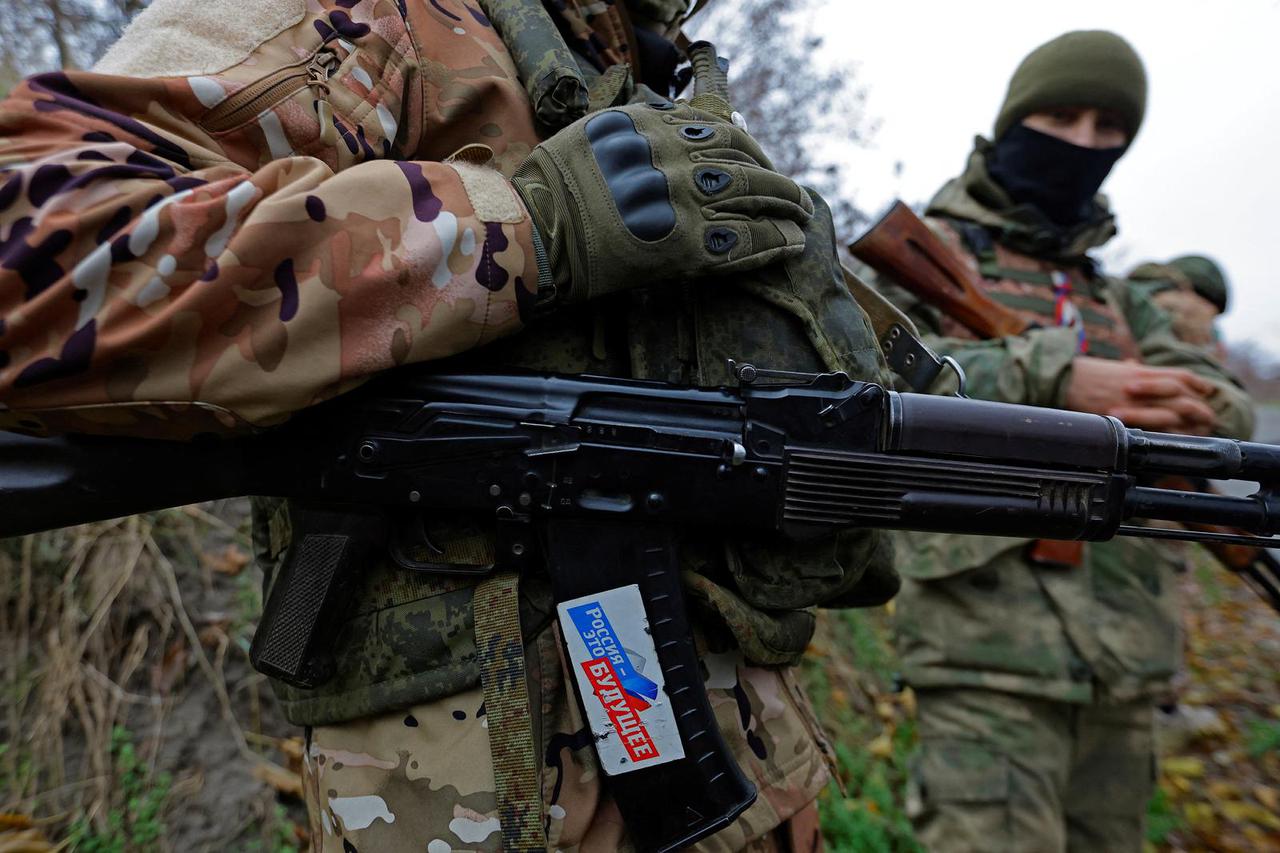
top-left (688, 0), bottom-right (878, 233)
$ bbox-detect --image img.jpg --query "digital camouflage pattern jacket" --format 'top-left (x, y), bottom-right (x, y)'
top-left (872, 141), bottom-right (1254, 703)
top-left (0, 0), bottom-right (897, 842)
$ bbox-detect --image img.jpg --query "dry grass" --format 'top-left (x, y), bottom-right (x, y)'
top-left (0, 507), bottom-right (301, 851)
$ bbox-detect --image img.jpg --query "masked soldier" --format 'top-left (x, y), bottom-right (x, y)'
top-left (1129, 255), bottom-right (1230, 356)
top-left (866, 31), bottom-right (1254, 851)
top-left (0, 0), bottom-right (907, 850)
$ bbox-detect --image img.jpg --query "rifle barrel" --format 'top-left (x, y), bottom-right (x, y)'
top-left (0, 431), bottom-right (266, 537)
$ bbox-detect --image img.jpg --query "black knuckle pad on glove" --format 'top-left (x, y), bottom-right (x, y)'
top-left (512, 100), bottom-right (812, 302)
top-left (586, 109), bottom-right (675, 241)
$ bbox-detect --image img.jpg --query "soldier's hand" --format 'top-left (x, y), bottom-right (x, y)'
top-left (1065, 356), bottom-right (1218, 435)
top-left (512, 101), bottom-right (813, 305)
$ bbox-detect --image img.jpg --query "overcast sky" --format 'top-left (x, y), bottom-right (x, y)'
top-left (810, 0), bottom-right (1280, 355)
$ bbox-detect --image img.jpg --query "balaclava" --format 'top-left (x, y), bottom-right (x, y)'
top-left (986, 31), bottom-right (1147, 227)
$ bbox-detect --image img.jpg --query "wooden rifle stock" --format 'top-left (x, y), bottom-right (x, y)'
top-left (850, 201), bottom-right (1031, 340)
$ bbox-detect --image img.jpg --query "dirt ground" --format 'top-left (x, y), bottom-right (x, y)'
top-left (0, 499), bottom-right (305, 852)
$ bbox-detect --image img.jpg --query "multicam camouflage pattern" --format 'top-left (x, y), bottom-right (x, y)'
top-left (302, 625), bottom-right (832, 852)
top-left (0, 2), bottom-right (888, 849)
top-left (908, 687), bottom-right (1156, 852)
top-left (1149, 288), bottom-right (1221, 350)
top-left (544, 0), bottom-right (635, 72)
top-left (869, 149), bottom-right (1254, 704)
top-left (0, 0), bottom-right (543, 437)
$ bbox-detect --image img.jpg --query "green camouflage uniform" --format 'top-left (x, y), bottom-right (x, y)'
top-left (1128, 259), bottom-right (1227, 354)
top-left (0, 0), bottom-right (897, 849)
top-left (870, 143), bottom-right (1254, 852)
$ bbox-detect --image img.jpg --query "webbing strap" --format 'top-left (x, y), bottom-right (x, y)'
top-left (840, 261), bottom-right (955, 392)
top-left (954, 220), bottom-right (997, 266)
top-left (474, 572), bottom-right (547, 853)
top-left (977, 261), bottom-right (1057, 287)
top-left (840, 260), bottom-right (921, 344)
top-left (954, 219), bottom-right (1068, 287)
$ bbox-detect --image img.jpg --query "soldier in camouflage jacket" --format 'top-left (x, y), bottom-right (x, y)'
top-left (869, 31), bottom-right (1254, 852)
top-left (0, 0), bottom-right (900, 849)
top-left (1129, 255), bottom-right (1230, 357)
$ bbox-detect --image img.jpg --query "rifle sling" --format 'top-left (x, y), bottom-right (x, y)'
top-left (840, 261), bottom-right (948, 392)
top-left (474, 572), bottom-right (549, 853)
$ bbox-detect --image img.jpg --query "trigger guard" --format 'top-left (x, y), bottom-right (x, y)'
top-left (389, 516), bottom-right (491, 575)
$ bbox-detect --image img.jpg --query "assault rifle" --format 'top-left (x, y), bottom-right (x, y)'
top-left (6, 366), bottom-right (1280, 850)
top-left (851, 200), bottom-right (1280, 613)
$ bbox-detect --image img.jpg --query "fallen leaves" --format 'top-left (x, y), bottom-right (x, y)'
top-left (201, 544), bottom-right (250, 576)
top-left (0, 828), bottom-right (55, 853)
top-left (1149, 548), bottom-right (1280, 850)
top-left (1163, 756), bottom-right (1206, 779)
top-left (1254, 784), bottom-right (1278, 811)
top-left (150, 638), bottom-right (190, 695)
top-left (867, 733), bottom-right (893, 760)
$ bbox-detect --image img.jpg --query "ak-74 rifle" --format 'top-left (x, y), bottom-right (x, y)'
top-left (850, 200), bottom-right (1280, 613)
top-left (7, 365), bottom-right (1280, 848)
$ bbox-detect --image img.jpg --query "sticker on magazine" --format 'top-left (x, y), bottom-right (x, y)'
top-left (558, 584), bottom-right (685, 775)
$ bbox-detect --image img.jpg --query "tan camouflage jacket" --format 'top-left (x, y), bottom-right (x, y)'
top-left (873, 146), bottom-right (1255, 703)
top-left (0, 0), bottom-right (542, 438)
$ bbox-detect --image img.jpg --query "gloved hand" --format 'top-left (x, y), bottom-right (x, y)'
top-left (513, 101), bottom-right (814, 305)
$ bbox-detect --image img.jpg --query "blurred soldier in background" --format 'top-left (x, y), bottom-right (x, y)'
top-left (1127, 255), bottom-right (1236, 750)
top-left (1129, 255), bottom-right (1230, 357)
top-left (866, 31), bottom-right (1254, 852)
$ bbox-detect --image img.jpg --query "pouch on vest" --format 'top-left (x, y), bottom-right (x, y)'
top-left (625, 190), bottom-right (900, 661)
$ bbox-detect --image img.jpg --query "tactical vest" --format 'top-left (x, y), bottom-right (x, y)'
top-left (932, 218), bottom-right (1140, 361)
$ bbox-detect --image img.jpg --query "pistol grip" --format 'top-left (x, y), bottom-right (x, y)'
top-left (250, 505), bottom-right (385, 689)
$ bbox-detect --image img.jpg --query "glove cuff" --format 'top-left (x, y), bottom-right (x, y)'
top-left (528, 221), bottom-right (558, 318)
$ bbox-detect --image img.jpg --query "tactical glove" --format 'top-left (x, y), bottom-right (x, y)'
top-left (513, 101), bottom-right (814, 305)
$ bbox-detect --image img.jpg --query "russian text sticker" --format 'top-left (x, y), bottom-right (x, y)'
top-left (558, 584), bottom-right (685, 775)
